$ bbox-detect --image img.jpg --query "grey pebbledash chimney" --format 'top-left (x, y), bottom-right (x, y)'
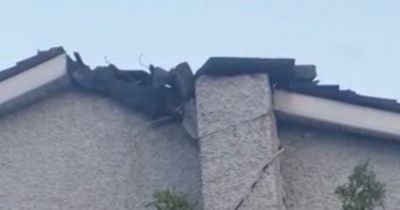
top-left (195, 72), bottom-right (285, 210)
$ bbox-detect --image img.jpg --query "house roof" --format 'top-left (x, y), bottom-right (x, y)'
top-left (197, 57), bottom-right (400, 114)
top-left (1, 49), bottom-right (399, 139)
top-left (1, 51), bottom-right (399, 115)
top-left (0, 47), bottom-right (65, 83)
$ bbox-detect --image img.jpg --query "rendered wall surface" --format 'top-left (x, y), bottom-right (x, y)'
top-left (0, 89), bottom-right (202, 210)
top-left (279, 123), bottom-right (400, 210)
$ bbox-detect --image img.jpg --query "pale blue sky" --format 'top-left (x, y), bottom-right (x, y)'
top-left (1, 0), bottom-right (399, 99)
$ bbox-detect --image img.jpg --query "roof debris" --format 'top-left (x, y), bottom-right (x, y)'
top-left (1, 47), bottom-right (400, 124)
top-left (68, 52), bottom-right (195, 120)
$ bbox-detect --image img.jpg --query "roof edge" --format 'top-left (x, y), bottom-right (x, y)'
top-left (274, 89), bottom-right (400, 141)
top-left (0, 46), bottom-right (65, 82)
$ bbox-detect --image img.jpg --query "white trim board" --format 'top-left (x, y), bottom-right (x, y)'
top-left (273, 89), bottom-right (400, 140)
top-left (0, 54), bottom-right (67, 105)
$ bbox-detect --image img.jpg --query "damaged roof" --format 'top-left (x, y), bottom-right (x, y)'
top-left (1, 47), bottom-right (399, 116)
top-left (198, 57), bottom-right (400, 113)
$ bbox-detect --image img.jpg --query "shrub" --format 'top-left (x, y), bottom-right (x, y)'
top-left (335, 160), bottom-right (386, 210)
top-left (149, 189), bottom-right (194, 210)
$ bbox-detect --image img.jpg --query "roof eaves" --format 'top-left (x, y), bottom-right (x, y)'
top-left (282, 84), bottom-right (400, 113)
top-left (0, 46), bottom-right (66, 82)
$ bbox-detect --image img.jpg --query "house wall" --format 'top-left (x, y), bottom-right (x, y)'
top-left (0, 89), bottom-right (202, 210)
top-left (279, 122), bottom-right (400, 210)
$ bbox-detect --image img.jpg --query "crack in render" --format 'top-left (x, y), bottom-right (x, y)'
top-left (234, 148), bottom-right (285, 210)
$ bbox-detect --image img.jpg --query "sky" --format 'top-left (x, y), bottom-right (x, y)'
top-left (1, 0), bottom-right (399, 99)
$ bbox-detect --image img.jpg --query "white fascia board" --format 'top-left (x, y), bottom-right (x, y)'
top-left (274, 89), bottom-right (400, 139)
top-left (0, 54), bottom-right (67, 105)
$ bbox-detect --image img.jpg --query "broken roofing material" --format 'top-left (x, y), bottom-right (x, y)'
top-left (2, 47), bottom-right (400, 139)
top-left (2, 48), bottom-right (400, 116)
top-left (0, 46), bottom-right (198, 137)
top-left (68, 52), bottom-right (195, 120)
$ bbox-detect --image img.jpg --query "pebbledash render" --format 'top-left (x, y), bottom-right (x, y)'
top-left (0, 47), bottom-right (400, 210)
